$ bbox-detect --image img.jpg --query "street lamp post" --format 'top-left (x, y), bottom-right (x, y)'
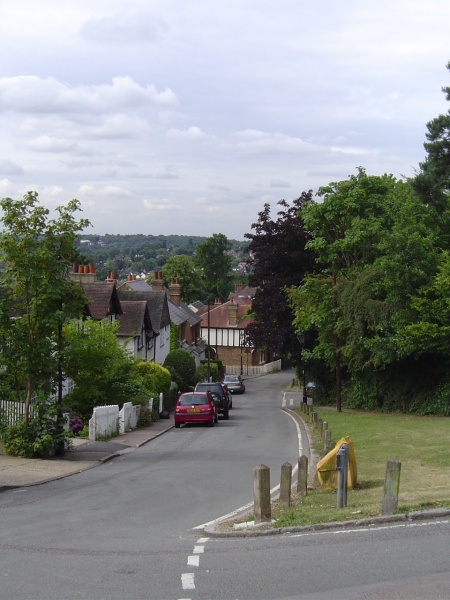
top-left (296, 331), bottom-right (308, 405)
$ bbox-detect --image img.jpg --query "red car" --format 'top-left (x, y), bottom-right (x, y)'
top-left (174, 391), bottom-right (218, 428)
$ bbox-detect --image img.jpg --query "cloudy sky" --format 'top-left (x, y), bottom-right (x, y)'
top-left (1, 1), bottom-right (449, 241)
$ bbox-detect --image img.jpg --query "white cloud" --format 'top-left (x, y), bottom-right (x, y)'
top-left (143, 198), bottom-right (182, 211)
top-left (80, 13), bottom-right (169, 44)
top-left (0, 160), bottom-right (23, 175)
top-left (0, 0), bottom-right (449, 239)
top-left (0, 76), bottom-right (177, 114)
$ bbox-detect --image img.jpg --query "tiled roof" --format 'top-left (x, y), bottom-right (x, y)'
top-left (198, 297), bottom-right (253, 329)
top-left (118, 280), bottom-right (152, 292)
top-left (116, 289), bottom-right (171, 333)
top-left (167, 296), bottom-right (201, 326)
top-left (116, 301), bottom-right (152, 338)
top-left (81, 282), bottom-right (122, 320)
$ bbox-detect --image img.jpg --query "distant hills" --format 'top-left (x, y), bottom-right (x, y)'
top-left (74, 234), bottom-right (249, 282)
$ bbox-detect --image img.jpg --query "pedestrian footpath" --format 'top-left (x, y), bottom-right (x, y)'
top-left (0, 416), bottom-right (174, 491)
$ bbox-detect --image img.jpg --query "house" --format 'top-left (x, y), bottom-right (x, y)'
top-left (117, 279), bottom-right (172, 366)
top-left (197, 282), bottom-right (274, 374)
top-left (117, 272), bottom-right (205, 365)
top-left (70, 265), bottom-right (158, 362)
top-left (162, 275), bottom-right (206, 366)
top-left (116, 300), bottom-right (156, 361)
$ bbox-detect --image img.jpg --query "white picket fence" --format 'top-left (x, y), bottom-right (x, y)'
top-left (0, 400), bottom-right (37, 426)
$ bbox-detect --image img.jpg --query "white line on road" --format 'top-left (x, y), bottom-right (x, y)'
top-left (181, 573), bottom-right (195, 590)
top-left (187, 555), bottom-right (199, 567)
top-left (194, 410), bottom-right (305, 531)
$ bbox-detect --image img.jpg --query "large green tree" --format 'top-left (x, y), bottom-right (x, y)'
top-left (289, 170), bottom-right (410, 410)
top-left (63, 318), bottom-right (148, 419)
top-left (162, 254), bottom-right (205, 303)
top-left (0, 192), bottom-right (89, 435)
top-left (195, 233), bottom-right (233, 301)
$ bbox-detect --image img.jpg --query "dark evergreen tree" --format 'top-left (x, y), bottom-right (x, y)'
top-left (244, 191), bottom-right (316, 358)
top-left (412, 61), bottom-right (450, 212)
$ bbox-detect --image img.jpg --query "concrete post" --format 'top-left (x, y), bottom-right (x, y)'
top-left (253, 464), bottom-right (271, 523)
top-left (382, 458), bottom-right (401, 515)
top-left (279, 462), bottom-right (292, 507)
top-left (297, 455), bottom-right (308, 496)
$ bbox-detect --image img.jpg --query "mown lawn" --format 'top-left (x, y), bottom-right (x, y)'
top-left (226, 407), bottom-right (450, 530)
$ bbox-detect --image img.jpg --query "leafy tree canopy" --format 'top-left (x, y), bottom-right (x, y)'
top-left (195, 233), bottom-right (233, 301)
top-left (162, 254), bottom-right (205, 303)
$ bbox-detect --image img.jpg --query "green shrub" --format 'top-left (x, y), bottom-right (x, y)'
top-left (164, 349), bottom-right (196, 392)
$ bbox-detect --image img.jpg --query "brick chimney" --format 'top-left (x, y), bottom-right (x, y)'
top-left (70, 262), bottom-right (97, 283)
top-left (152, 270), bottom-right (164, 292)
top-left (169, 277), bottom-right (181, 305)
top-left (235, 281), bottom-right (243, 294)
top-left (228, 298), bottom-right (238, 326)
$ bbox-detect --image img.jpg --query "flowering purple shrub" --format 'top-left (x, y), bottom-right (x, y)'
top-left (69, 415), bottom-right (84, 434)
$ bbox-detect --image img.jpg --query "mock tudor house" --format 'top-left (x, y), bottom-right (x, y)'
top-left (197, 282), bottom-right (275, 374)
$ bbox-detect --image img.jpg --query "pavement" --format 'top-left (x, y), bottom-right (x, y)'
top-left (0, 416), bottom-right (174, 491)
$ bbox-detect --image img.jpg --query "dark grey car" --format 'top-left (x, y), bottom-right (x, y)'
top-left (194, 382), bottom-right (231, 419)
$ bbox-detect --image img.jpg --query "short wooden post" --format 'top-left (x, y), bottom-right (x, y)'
top-left (253, 464), bottom-right (271, 523)
top-left (382, 458), bottom-right (401, 515)
top-left (297, 455), bottom-right (308, 496)
top-left (324, 429), bottom-right (332, 452)
top-left (279, 462), bottom-right (292, 507)
top-left (318, 418), bottom-right (323, 433)
top-left (322, 421), bottom-right (328, 442)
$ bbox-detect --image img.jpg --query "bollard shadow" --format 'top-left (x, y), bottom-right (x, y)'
top-left (354, 479), bottom-right (384, 490)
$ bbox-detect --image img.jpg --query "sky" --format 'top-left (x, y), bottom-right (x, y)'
top-left (0, 1), bottom-right (449, 241)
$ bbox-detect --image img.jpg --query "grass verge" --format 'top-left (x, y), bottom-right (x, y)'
top-left (224, 406), bottom-right (450, 531)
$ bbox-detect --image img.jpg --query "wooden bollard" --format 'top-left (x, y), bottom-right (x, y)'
top-left (318, 418), bottom-right (323, 433)
top-left (322, 421), bottom-right (328, 442)
top-left (382, 458), bottom-right (401, 515)
top-left (324, 429), bottom-right (332, 452)
top-left (297, 455), bottom-right (308, 496)
top-left (279, 462), bottom-right (292, 507)
top-left (253, 464), bottom-right (271, 523)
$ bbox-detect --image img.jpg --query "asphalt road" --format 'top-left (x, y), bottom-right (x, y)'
top-left (0, 370), bottom-right (448, 599)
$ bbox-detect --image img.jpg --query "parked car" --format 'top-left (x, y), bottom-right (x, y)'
top-left (220, 382), bottom-right (233, 409)
top-left (194, 382), bottom-right (231, 419)
top-left (222, 374), bottom-right (245, 394)
top-left (174, 391), bottom-right (218, 428)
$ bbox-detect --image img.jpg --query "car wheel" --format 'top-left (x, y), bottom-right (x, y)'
top-left (223, 409), bottom-right (229, 420)
top-left (230, 399), bottom-right (233, 409)
top-left (175, 422), bottom-right (181, 428)
top-left (208, 418), bottom-right (215, 427)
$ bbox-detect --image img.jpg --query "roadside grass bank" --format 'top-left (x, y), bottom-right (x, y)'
top-left (219, 407), bottom-right (450, 532)
top-left (271, 408), bottom-right (450, 528)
